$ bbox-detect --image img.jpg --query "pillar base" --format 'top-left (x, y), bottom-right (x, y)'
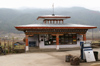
top-left (56, 45), bottom-right (59, 50)
top-left (26, 46), bottom-right (29, 51)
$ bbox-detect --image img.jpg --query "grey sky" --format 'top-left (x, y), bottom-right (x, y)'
top-left (0, 0), bottom-right (100, 11)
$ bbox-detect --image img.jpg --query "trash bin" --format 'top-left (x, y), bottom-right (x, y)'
top-left (94, 51), bottom-right (98, 61)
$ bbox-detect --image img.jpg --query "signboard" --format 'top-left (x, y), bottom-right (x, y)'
top-left (80, 42), bottom-right (95, 62)
top-left (84, 50), bottom-right (96, 62)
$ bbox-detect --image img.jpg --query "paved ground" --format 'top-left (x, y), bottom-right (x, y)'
top-left (0, 48), bottom-right (100, 66)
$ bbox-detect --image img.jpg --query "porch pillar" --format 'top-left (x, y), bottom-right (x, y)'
top-left (62, 20), bottom-right (63, 24)
top-left (56, 34), bottom-right (59, 50)
top-left (25, 35), bottom-right (29, 51)
top-left (83, 34), bottom-right (86, 41)
top-left (44, 20), bottom-right (46, 24)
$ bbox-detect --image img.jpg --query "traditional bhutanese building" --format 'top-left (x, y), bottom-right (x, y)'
top-left (15, 14), bottom-right (97, 51)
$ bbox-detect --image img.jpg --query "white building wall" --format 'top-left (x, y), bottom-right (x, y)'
top-left (39, 41), bottom-right (56, 49)
top-left (39, 34), bottom-right (83, 49)
top-left (77, 34), bottom-right (83, 46)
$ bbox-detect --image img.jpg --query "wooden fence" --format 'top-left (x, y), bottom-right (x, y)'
top-left (0, 38), bottom-right (25, 54)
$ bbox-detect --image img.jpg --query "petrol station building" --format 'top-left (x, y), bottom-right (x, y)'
top-left (15, 14), bottom-right (97, 51)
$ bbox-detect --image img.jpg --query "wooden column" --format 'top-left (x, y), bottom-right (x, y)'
top-left (25, 35), bottom-right (29, 51)
top-left (56, 20), bottom-right (58, 24)
top-left (48, 20), bottom-right (49, 24)
top-left (83, 34), bottom-right (86, 41)
top-left (53, 20), bottom-right (55, 24)
top-left (59, 20), bottom-right (61, 24)
top-left (56, 34), bottom-right (59, 50)
top-left (50, 20), bottom-right (52, 24)
top-left (44, 20), bottom-right (46, 24)
top-left (58, 20), bottom-right (60, 24)
top-left (61, 20), bottom-right (63, 24)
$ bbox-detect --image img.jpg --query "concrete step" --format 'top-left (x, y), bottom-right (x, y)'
top-left (29, 48), bottom-right (56, 52)
top-left (27, 47), bottom-right (80, 52)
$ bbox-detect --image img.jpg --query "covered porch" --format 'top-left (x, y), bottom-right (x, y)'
top-left (25, 29), bottom-right (87, 51)
top-left (15, 24), bottom-right (96, 52)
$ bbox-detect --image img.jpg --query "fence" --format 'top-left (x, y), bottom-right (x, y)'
top-left (0, 37), bottom-right (25, 54)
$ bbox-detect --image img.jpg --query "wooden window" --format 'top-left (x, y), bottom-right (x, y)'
top-left (44, 34), bottom-right (77, 45)
top-left (59, 34), bottom-right (77, 44)
top-left (44, 34), bottom-right (56, 45)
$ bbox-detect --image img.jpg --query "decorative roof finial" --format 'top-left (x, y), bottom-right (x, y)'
top-left (52, 3), bottom-right (55, 16)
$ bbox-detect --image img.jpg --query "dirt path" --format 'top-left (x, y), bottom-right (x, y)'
top-left (0, 48), bottom-right (100, 66)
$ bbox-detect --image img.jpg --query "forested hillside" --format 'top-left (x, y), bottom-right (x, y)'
top-left (0, 7), bottom-right (100, 34)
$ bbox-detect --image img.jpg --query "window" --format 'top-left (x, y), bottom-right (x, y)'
top-left (59, 34), bottom-right (77, 44)
top-left (29, 41), bottom-right (36, 47)
top-left (44, 34), bottom-right (56, 45)
top-left (44, 34), bottom-right (77, 45)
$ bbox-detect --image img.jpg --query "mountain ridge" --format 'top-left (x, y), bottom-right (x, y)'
top-left (0, 7), bottom-right (99, 33)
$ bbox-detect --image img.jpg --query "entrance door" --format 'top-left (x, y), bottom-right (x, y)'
top-left (29, 41), bottom-right (36, 47)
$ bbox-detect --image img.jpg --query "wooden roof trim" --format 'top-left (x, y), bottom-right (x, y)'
top-left (37, 16), bottom-right (71, 20)
top-left (15, 26), bottom-right (97, 30)
top-left (25, 32), bottom-right (86, 35)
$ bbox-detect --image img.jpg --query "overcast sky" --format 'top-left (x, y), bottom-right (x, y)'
top-left (0, 0), bottom-right (100, 11)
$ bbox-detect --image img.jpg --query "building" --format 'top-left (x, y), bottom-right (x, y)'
top-left (15, 14), bottom-right (97, 51)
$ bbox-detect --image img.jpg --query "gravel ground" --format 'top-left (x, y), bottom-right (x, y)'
top-left (0, 48), bottom-right (100, 66)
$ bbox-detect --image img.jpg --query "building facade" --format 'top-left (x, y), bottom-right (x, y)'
top-left (15, 15), bottom-right (97, 51)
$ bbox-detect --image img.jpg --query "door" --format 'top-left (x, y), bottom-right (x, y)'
top-left (29, 41), bottom-right (36, 47)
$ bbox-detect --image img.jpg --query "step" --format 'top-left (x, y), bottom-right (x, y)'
top-left (27, 47), bottom-right (80, 52)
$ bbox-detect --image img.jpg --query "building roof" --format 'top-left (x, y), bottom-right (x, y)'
top-left (37, 15), bottom-right (71, 20)
top-left (15, 23), bottom-right (97, 31)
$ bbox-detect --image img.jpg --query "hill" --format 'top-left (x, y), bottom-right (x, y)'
top-left (0, 7), bottom-right (100, 34)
